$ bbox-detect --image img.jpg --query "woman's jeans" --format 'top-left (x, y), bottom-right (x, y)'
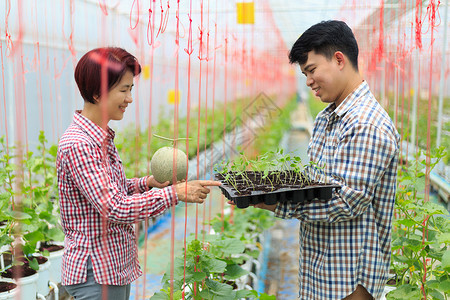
top-left (63, 258), bottom-right (131, 300)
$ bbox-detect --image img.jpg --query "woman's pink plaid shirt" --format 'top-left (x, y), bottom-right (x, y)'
top-left (57, 112), bottom-right (177, 286)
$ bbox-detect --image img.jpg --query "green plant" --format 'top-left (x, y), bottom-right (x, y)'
top-left (0, 132), bottom-right (63, 271)
top-left (388, 146), bottom-right (450, 300)
top-left (214, 148), bottom-right (316, 193)
top-left (0, 136), bottom-right (15, 255)
top-left (151, 235), bottom-right (265, 300)
top-left (384, 93), bottom-right (450, 165)
top-left (209, 207), bottom-right (275, 250)
top-left (151, 206), bottom-right (276, 300)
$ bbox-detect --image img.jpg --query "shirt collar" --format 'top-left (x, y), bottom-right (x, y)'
top-left (333, 81), bottom-right (369, 118)
top-left (73, 110), bottom-right (115, 147)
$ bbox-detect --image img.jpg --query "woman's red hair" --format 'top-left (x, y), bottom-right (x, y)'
top-left (74, 47), bottom-right (141, 103)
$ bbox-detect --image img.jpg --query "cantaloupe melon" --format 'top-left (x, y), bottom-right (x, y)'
top-left (150, 146), bottom-right (188, 184)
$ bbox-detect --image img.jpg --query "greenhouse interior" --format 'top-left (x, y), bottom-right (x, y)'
top-left (0, 0), bottom-right (449, 299)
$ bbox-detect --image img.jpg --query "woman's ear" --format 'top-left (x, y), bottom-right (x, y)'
top-left (93, 95), bottom-right (100, 103)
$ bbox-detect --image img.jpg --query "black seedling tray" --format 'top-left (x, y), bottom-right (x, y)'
top-left (218, 183), bottom-right (340, 209)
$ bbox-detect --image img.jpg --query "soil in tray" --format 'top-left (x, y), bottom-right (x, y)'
top-left (216, 171), bottom-right (319, 194)
top-left (216, 171), bottom-right (340, 208)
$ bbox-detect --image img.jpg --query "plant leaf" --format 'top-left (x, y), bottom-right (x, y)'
top-left (204, 279), bottom-right (236, 299)
top-left (150, 291), bottom-right (170, 300)
top-left (437, 233), bottom-right (450, 244)
top-left (29, 258), bottom-right (39, 271)
top-left (193, 271), bottom-right (206, 282)
top-left (441, 250), bottom-right (450, 270)
top-left (438, 279), bottom-right (450, 294)
top-left (204, 257), bottom-right (227, 273)
top-left (224, 264), bottom-right (248, 280)
top-left (5, 210), bottom-right (32, 220)
top-left (386, 284), bottom-right (421, 299)
top-left (236, 289), bottom-right (257, 298)
top-left (217, 238), bottom-right (245, 255)
top-left (0, 234), bottom-right (13, 248)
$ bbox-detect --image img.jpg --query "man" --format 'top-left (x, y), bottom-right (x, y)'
top-left (254, 21), bottom-right (399, 299)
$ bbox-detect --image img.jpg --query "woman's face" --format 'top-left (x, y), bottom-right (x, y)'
top-left (103, 70), bottom-right (134, 122)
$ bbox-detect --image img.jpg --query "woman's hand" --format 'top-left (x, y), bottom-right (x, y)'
top-left (147, 175), bottom-right (170, 188)
top-left (174, 180), bottom-right (221, 203)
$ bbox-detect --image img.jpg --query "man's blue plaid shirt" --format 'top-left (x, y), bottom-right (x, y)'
top-left (275, 81), bottom-right (399, 299)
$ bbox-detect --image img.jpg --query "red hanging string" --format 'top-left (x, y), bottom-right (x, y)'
top-left (68, 0), bottom-right (76, 60)
top-left (182, 1), bottom-right (194, 297)
top-left (221, 25), bottom-right (229, 232)
top-left (129, 0), bottom-right (140, 30)
top-left (30, 0), bottom-right (44, 131)
top-left (209, 0), bottom-right (219, 235)
top-left (202, 0), bottom-right (211, 241)
top-left (147, 8), bottom-right (154, 46)
top-left (156, 0), bottom-right (170, 39)
top-left (141, 2), bottom-right (158, 299)
top-left (169, 1), bottom-right (182, 299)
top-left (415, 0), bottom-right (423, 50)
top-left (422, 1), bottom-right (440, 298)
top-left (424, 0), bottom-right (440, 204)
top-left (98, 0), bottom-right (108, 16)
top-left (4, 0), bottom-right (13, 56)
top-left (195, 0), bottom-right (204, 242)
top-left (0, 44), bottom-right (9, 152)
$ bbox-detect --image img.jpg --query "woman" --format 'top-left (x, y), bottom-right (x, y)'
top-left (57, 47), bottom-right (221, 300)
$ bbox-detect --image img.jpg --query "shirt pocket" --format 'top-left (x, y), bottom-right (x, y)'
top-left (323, 133), bottom-right (338, 167)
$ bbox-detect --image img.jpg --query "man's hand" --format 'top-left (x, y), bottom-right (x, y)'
top-left (254, 202), bottom-right (277, 212)
top-left (174, 180), bottom-right (222, 203)
top-left (227, 200), bottom-right (277, 212)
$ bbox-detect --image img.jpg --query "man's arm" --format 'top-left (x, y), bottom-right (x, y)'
top-left (274, 123), bottom-right (398, 223)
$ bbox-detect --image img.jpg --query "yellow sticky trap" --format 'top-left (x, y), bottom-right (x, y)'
top-left (167, 89), bottom-right (180, 104)
top-left (142, 65), bottom-right (150, 80)
top-left (236, 1), bottom-right (255, 24)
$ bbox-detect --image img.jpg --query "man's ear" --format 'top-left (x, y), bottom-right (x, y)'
top-left (334, 51), bottom-right (345, 69)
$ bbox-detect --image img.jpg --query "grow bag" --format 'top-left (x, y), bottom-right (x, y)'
top-left (215, 172), bottom-right (340, 209)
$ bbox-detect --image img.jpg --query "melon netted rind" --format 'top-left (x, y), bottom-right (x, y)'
top-left (150, 146), bottom-right (188, 184)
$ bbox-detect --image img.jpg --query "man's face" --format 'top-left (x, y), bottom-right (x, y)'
top-left (300, 51), bottom-right (344, 105)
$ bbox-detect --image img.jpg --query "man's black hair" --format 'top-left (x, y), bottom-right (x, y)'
top-left (288, 20), bottom-right (359, 71)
